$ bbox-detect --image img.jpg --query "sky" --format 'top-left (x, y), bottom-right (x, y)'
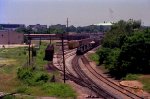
top-left (0, 0), bottom-right (150, 26)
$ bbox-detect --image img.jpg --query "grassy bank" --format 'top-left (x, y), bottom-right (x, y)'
top-left (0, 42), bottom-right (76, 99)
top-left (88, 53), bottom-right (99, 65)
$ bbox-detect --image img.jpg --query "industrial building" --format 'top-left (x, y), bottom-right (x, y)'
top-left (0, 24), bottom-right (25, 30)
top-left (0, 30), bottom-right (24, 44)
top-left (94, 22), bottom-right (112, 32)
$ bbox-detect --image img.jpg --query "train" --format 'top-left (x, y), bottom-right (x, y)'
top-left (68, 38), bottom-right (93, 49)
top-left (76, 39), bottom-right (100, 55)
top-left (68, 38), bottom-right (100, 55)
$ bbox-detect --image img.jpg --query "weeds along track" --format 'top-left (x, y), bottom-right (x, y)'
top-left (72, 55), bottom-right (116, 98)
top-left (81, 55), bottom-right (144, 99)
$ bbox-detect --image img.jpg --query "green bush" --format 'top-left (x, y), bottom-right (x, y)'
top-left (17, 68), bottom-right (49, 86)
top-left (16, 86), bottom-right (28, 93)
top-left (17, 68), bottom-right (32, 80)
top-left (35, 73), bottom-right (49, 83)
top-left (96, 47), bottom-right (111, 65)
top-left (3, 95), bottom-right (15, 99)
top-left (123, 74), bottom-right (139, 80)
top-left (89, 53), bottom-right (99, 64)
top-left (105, 48), bottom-right (120, 70)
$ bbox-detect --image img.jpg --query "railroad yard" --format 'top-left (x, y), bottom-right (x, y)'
top-left (0, 38), bottom-right (150, 99)
top-left (53, 39), bottom-right (150, 99)
top-left (1, 0), bottom-right (150, 98)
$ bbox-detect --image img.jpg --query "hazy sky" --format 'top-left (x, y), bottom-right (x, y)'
top-left (0, 0), bottom-right (150, 26)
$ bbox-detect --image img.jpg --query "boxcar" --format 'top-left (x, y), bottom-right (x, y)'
top-left (68, 40), bottom-right (79, 49)
top-left (44, 44), bottom-right (54, 61)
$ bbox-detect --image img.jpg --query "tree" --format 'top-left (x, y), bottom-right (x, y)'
top-left (118, 31), bottom-right (150, 74)
top-left (68, 25), bottom-right (76, 32)
top-left (102, 19), bottom-right (141, 49)
top-left (48, 24), bottom-right (66, 34)
top-left (97, 19), bottom-right (149, 78)
top-left (0, 25), bottom-right (3, 30)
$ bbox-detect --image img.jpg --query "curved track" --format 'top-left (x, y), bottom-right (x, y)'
top-left (55, 49), bottom-right (100, 90)
top-left (72, 55), bottom-right (115, 99)
top-left (54, 44), bottom-right (144, 99)
top-left (80, 55), bottom-right (144, 99)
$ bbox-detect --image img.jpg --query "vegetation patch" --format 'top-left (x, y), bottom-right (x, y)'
top-left (42, 83), bottom-right (76, 98)
top-left (138, 75), bottom-right (150, 93)
top-left (0, 59), bottom-right (16, 65)
top-left (17, 68), bottom-right (50, 86)
top-left (88, 53), bottom-right (99, 65)
top-left (97, 19), bottom-right (150, 78)
top-left (0, 42), bottom-right (76, 98)
top-left (123, 74), bottom-right (150, 93)
top-left (123, 74), bottom-right (139, 80)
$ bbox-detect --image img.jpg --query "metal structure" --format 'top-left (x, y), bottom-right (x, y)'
top-left (62, 18), bottom-right (69, 83)
top-left (28, 33), bottom-right (31, 65)
top-left (61, 33), bottom-right (66, 83)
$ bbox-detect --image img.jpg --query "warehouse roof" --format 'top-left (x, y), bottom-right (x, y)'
top-left (94, 22), bottom-right (112, 26)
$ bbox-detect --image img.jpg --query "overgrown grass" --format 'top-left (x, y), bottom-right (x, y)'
top-left (0, 42), bottom-right (76, 98)
top-left (88, 53), bottom-right (99, 65)
top-left (3, 94), bottom-right (35, 99)
top-left (42, 83), bottom-right (76, 98)
top-left (0, 47), bottom-right (27, 93)
top-left (139, 75), bottom-right (150, 93)
top-left (122, 74), bottom-right (140, 80)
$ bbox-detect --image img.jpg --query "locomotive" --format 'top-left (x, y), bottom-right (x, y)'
top-left (76, 39), bottom-right (100, 55)
top-left (67, 38), bottom-right (100, 55)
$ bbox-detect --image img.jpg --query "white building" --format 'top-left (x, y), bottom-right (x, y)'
top-left (94, 22), bottom-right (113, 32)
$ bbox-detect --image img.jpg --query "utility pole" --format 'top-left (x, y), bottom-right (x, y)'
top-left (62, 33), bottom-right (65, 83)
top-left (8, 30), bottom-right (10, 47)
top-left (67, 18), bottom-right (69, 32)
top-left (66, 18), bottom-right (69, 40)
top-left (49, 35), bottom-right (51, 44)
top-left (62, 18), bottom-right (69, 83)
top-left (28, 33), bottom-right (31, 65)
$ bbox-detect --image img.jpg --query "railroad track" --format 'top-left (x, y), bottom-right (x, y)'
top-left (54, 49), bottom-right (105, 97)
top-left (55, 48), bottom-right (115, 98)
top-left (54, 49), bottom-right (96, 88)
top-left (54, 44), bottom-right (145, 99)
top-left (81, 55), bottom-right (144, 99)
top-left (72, 55), bottom-right (116, 99)
top-left (55, 48), bottom-right (76, 73)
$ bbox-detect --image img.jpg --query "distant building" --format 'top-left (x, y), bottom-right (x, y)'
top-left (28, 24), bottom-right (47, 32)
top-left (0, 24), bottom-right (25, 30)
top-left (0, 30), bottom-right (24, 44)
top-left (50, 24), bottom-right (66, 29)
top-left (94, 22), bottom-right (113, 32)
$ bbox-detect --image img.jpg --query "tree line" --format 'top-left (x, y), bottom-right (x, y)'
top-left (97, 19), bottom-right (150, 78)
top-left (15, 24), bottom-right (108, 34)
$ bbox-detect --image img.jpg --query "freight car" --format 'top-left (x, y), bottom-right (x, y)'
top-left (68, 40), bottom-right (79, 49)
top-left (68, 38), bottom-right (93, 49)
top-left (43, 44), bottom-right (54, 61)
top-left (76, 40), bottom-right (100, 55)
